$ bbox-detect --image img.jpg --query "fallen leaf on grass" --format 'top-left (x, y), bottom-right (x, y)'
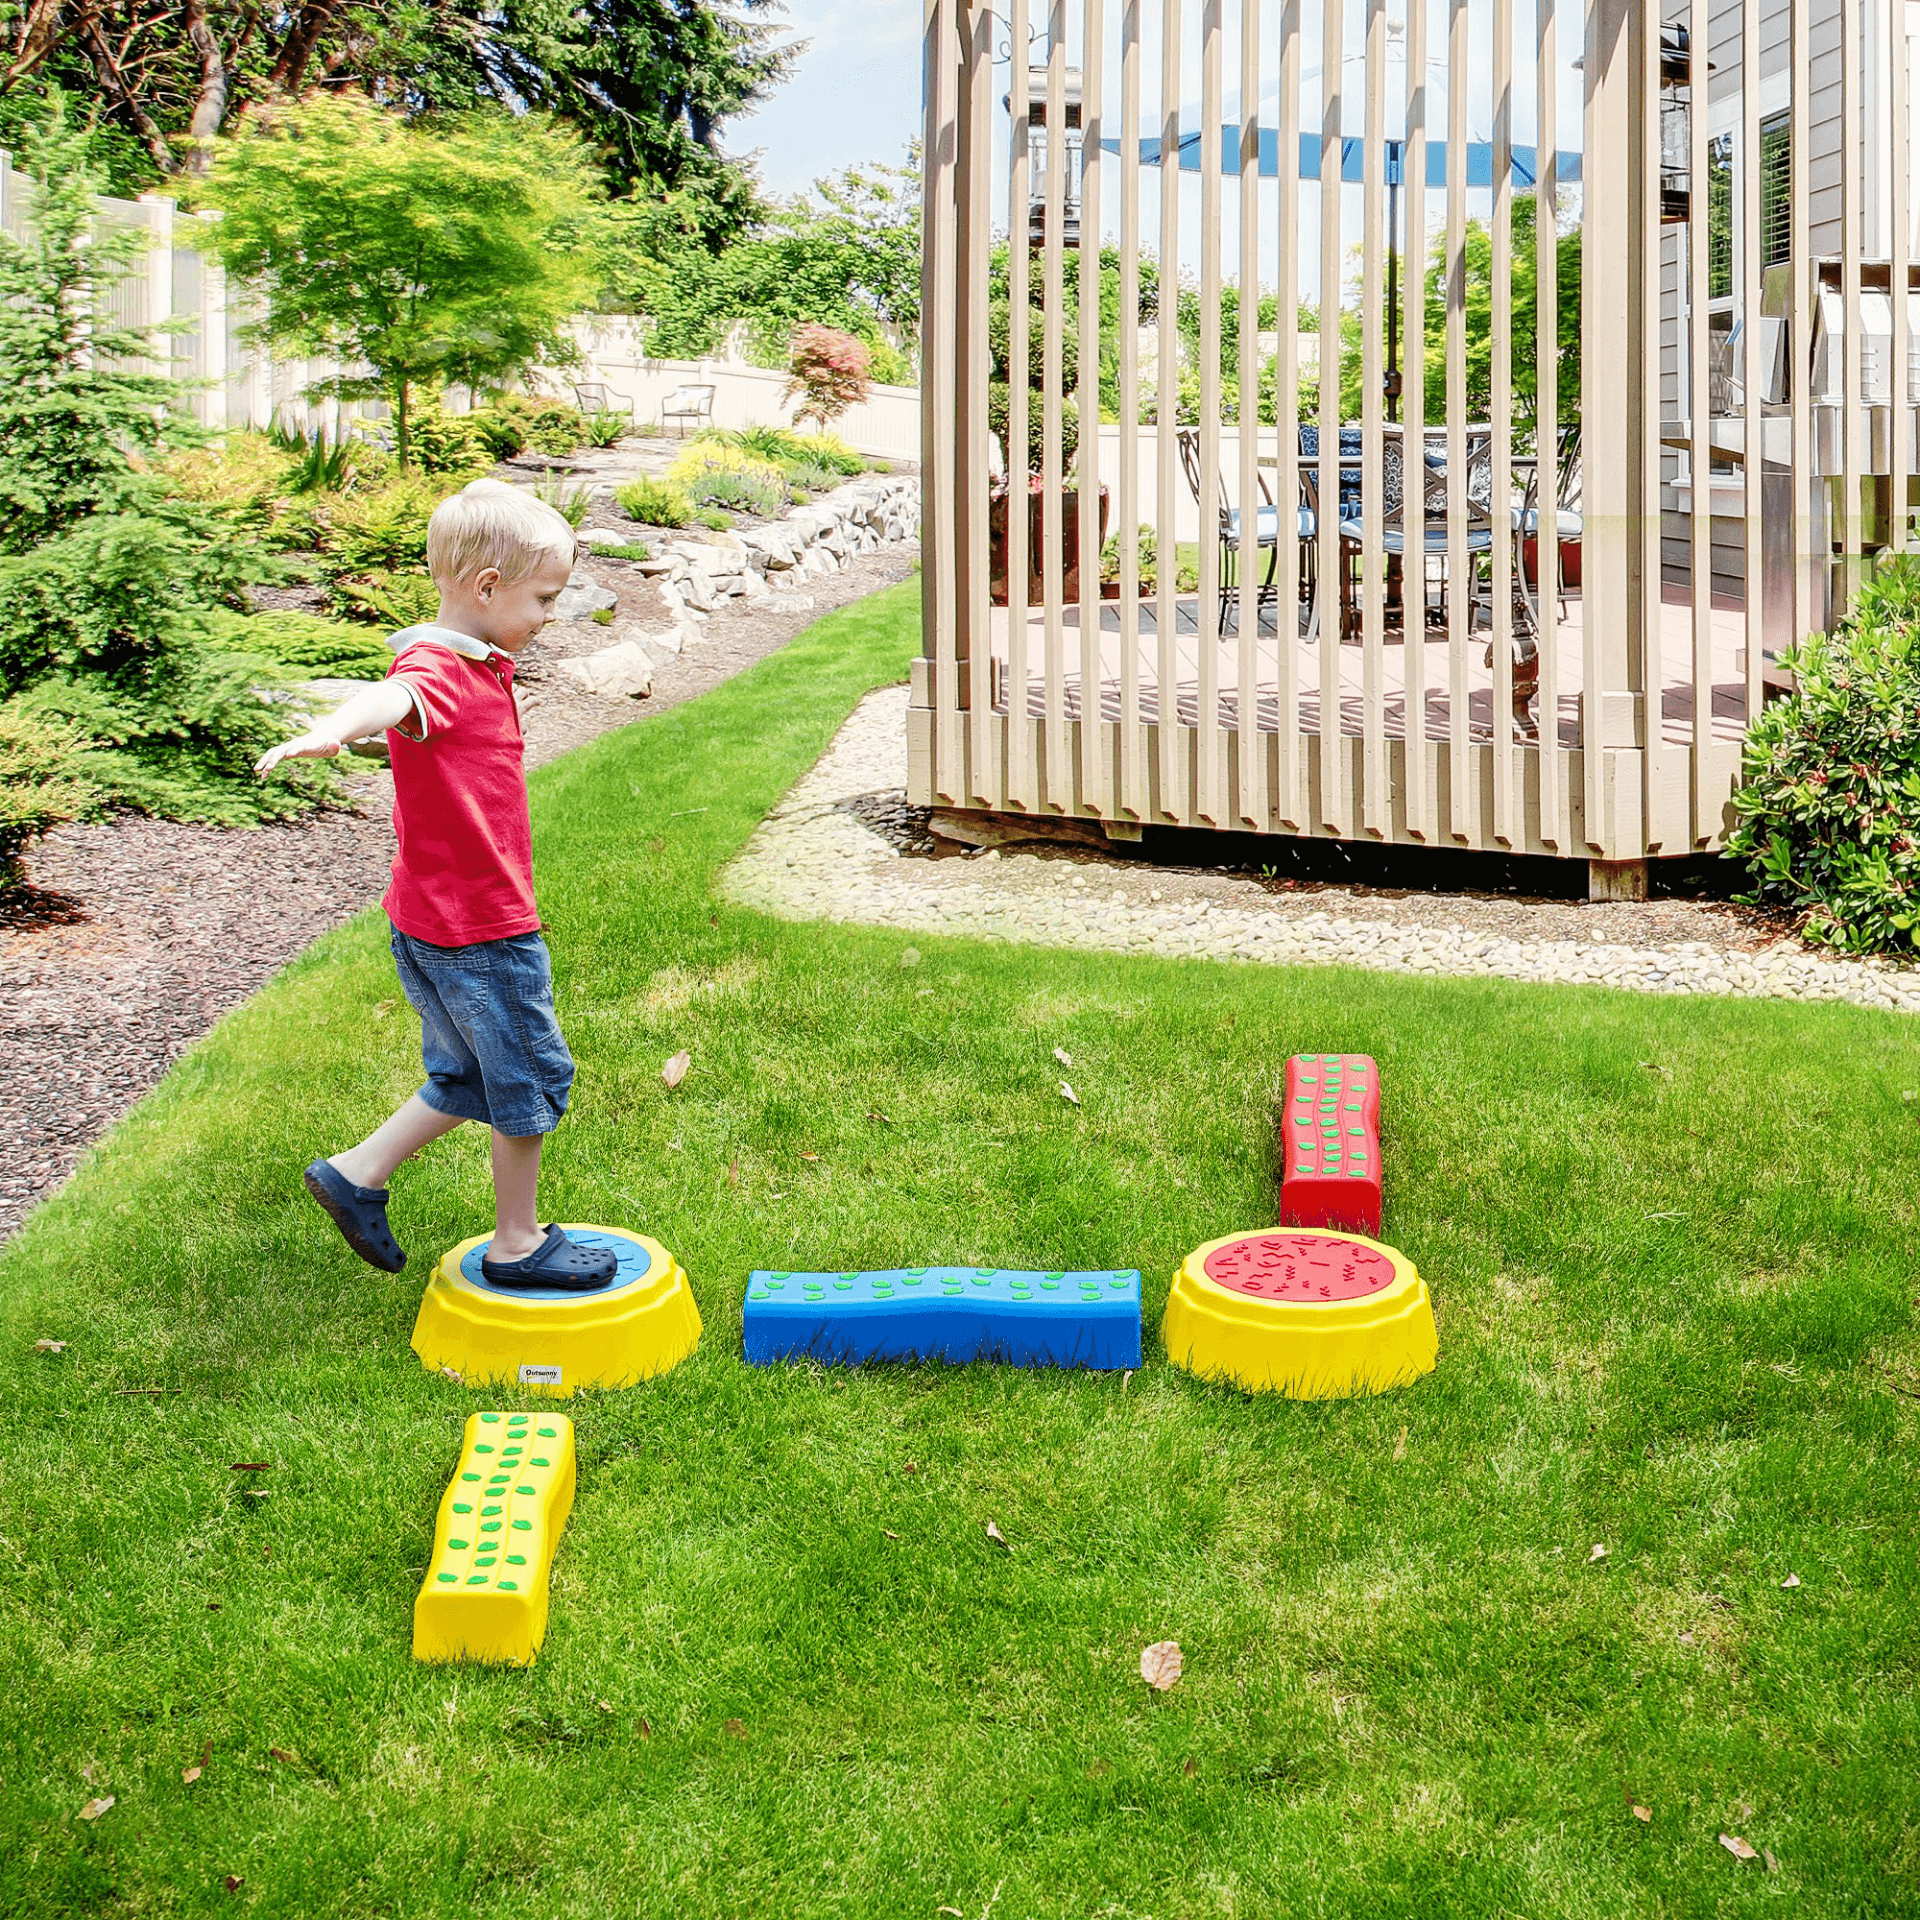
top-left (1058, 1081), bottom-right (1080, 1107)
top-left (438, 1366), bottom-right (463, 1385)
top-left (726, 1157), bottom-right (739, 1188)
top-left (985, 1520), bottom-right (1010, 1550)
top-left (723, 1718), bottom-right (748, 1740)
top-left (224, 1876), bottom-right (244, 1894)
top-left (1121, 1370), bottom-right (1132, 1393)
top-left (1053, 1047), bottom-right (1073, 1068)
top-left (371, 999), bottom-right (396, 1019)
top-left (205, 1601), bottom-right (222, 1612)
top-left (1587, 1543), bottom-right (1609, 1563)
top-left (32, 1338), bottom-right (66, 1353)
top-left (1392, 1427), bottom-right (1407, 1462)
top-left (76, 1796), bottom-right (114, 1821)
top-left (1720, 1833), bottom-right (1759, 1862)
top-left (268, 1747), bottom-right (299, 1767)
top-left (799, 1152), bottom-right (819, 1162)
top-left (1140, 1641), bottom-right (1184, 1691)
top-left (230, 1463), bottom-right (270, 1473)
top-left (662, 1049), bottom-right (690, 1090)
top-left (1631, 1804), bottom-right (1652, 1823)
top-left (1781, 1572), bottom-right (1801, 1589)
top-left (183, 1741), bottom-right (211, 1785)
top-left (883, 1529), bottom-right (900, 1541)
top-left (900, 947), bottom-right (921, 968)
top-left (1764, 1849), bottom-right (1780, 1874)
top-left (595, 1700), bottom-right (613, 1714)
top-left (939, 1909), bottom-right (964, 1916)
top-left (866, 1110), bottom-right (892, 1125)
top-left (636, 1718), bottom-right (651, 1739)
top-left (1638, 1060), bottom-right (1671, 1075)
top-left (903, 1461), bottom-right (919, 1475)
top-left (1183, 1758), bottom-right (1197, 1777)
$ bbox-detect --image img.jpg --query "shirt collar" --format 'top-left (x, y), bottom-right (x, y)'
top-left (389, 623), bottom-right (511, 663)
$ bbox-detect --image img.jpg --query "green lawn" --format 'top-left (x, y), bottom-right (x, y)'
top-left (3, 581), bottom-right (1918, 1918)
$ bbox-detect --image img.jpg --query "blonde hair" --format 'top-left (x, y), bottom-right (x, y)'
top-left (426, 479), bottom-right (577, 587)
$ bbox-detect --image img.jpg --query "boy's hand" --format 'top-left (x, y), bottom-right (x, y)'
top-left (255, 729), bottom-right (344, 777)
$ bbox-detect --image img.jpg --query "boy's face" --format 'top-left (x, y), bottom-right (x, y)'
top-left (439, 549), bottom-right (576, 654)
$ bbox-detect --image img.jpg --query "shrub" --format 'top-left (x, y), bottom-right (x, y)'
top-left (160, 433), bottom-right (299, 533)
top-left (210, 609), bottom-right (396, 680)
top-left (313, 474), bottom-right (440, 579)
top-left (867, 339), bottom-right (915, 387)
top-left (530, 476), bottom-right (593, 528)
top-left (667, 443), bottom-right (789, 516)
top-left (592, 540), bottom-right (652, 563)
top-left (785, 324), bottom-right (871, 430)
top-left (1729, 553), bottom-right (1920, 953)
top-left (694, 508), bottom-right (733, 532)
top-left (330, 570), bottom-right (441, 630)
top-left (484, 393), bottom-right (590, 457)
top-left (0, 699), bottom-right (99, 884)
top-left (403, 401), bottom-right (491, 476)
top-left (615, 477), bottom-right (692, 528)
top-left (988, 383), bottom-right (1081, 480)
top-left (581, 409), bottom-right (631, 449)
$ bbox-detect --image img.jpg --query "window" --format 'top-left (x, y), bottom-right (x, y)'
top-left (1707, 132), bottom-right (1733, 300)
top-left (1759, 111), bottom-right (1791, 269)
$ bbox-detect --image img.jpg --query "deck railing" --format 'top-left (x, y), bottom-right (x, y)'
top-left (913, 0), bottom-right (1916, 878)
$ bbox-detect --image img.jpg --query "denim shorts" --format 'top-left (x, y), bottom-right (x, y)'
top-left (389, 925), bottom-right (576, 1138)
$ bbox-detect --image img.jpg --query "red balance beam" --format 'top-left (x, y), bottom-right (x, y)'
top-left (1280, 1053), bottom-right (1382, 1236)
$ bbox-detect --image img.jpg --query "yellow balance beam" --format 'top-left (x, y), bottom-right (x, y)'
top-left (413, 1410), bottom-right (576, 1666)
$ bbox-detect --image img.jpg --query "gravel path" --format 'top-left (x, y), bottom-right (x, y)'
top-left (724, 685), bottom-right (1920, 1017)
top-left (3, 545), bottom-right (916, 1241)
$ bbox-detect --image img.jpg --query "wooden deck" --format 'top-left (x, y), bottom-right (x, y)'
top-left (987, 585), bottom-right (1759, 749)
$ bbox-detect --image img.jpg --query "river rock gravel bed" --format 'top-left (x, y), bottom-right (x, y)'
top-left (724, 685), bottom-right (1920, 1017)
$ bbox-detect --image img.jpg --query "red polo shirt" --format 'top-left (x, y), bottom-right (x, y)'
top-left (381, 633), bottom-right (540, 947)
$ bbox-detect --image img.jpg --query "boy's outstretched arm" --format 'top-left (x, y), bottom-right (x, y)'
top-left (254, 681), bottom-right (416, 777)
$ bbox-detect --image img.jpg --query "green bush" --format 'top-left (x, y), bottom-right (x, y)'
top-left (1729, 552), bottom-right (1920, 952)
top-left (988, 382), bottom-right (1080, 479)
top-left (693, 507), bottom-right (733, 532)
top-left (0, 699), bottom-right (98, 880)
top-left (684, 466), bottom-right (787, 517)
top-left (330, 570), bottom-right (441, 630)
top-left (210, 609), bottom-right (397, 680)
top-left (530, 476), bottom-right (593, 528)
top-left (582, 409), bottom-right (632, 449)
top-left (615, 477), bottom-right (693, 528)
top-left (483, 393), bottom-right (589, 457)
top-left (696, 425), bottom-right (866, 478)
top-left (403, 401), bottom-right (492, 476)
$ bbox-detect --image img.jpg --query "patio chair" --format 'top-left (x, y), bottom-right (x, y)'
top-left (1298, 425), bottom-right (1502, 647)
top-left (572, 380), bottom-right (630, 421)
top-left (1174, 425), bottom-right (1315, 634)
top-left (661, 383), bottom-right (716, 437)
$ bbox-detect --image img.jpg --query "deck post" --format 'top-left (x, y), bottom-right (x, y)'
top-left (1579, 0), bottom-right (1653, 859)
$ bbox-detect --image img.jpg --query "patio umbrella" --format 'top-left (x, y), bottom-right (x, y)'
top-left (1100, 127), bottom-right (1585, 415)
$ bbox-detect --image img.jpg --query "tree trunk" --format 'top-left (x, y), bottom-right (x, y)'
top-left (268, 1), bottom-right (347, 94)
top-left (76, 7), bottom-right (178, 175)
top-left (395, 377), bottom-right (412, 472)
top-left (2, 0), bottom-right (69, 90)
top-left (183, 0), bottom-right (228, 172)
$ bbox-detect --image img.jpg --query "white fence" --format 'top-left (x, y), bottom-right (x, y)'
top-left (0, 152), bottom-right (925, 462)
top-left (560, 317), bottom-right (922, 461)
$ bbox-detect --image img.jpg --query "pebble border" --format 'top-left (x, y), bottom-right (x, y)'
top-left (723, 688), bottom-right (1920, 1018)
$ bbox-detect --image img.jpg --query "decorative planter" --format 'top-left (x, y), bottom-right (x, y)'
top-left (989, 485), bottom-right (1111, 606)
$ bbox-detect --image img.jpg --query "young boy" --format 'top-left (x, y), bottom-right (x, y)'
top-left (255, 478), bottom-right (616, 1292)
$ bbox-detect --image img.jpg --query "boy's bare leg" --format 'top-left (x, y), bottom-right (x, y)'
top-left (329, 1094), bottom-right (466, 1190)
top-left (488, 1130), bottom-right (546, 1263)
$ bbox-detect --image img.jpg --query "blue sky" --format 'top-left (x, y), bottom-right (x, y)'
top-left (727, 1), bottom-right (925, 200)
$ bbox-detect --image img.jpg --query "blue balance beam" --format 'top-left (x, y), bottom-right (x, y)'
top-left (742, 1266), bottom-right (1143, 1369)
